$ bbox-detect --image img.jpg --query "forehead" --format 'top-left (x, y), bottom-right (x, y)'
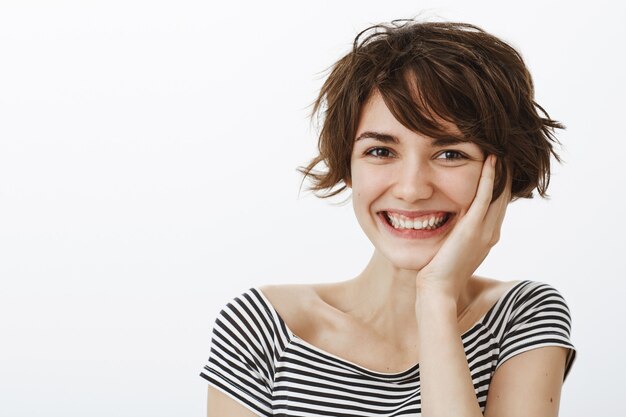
top-left (355, 89), bottom-right (465, 143)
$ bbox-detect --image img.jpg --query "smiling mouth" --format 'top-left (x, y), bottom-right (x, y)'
top-left (381, 211), bottom-right (453, 231)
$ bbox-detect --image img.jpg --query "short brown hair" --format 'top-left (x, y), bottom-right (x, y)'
top-left (296, 19), bottom-right (563, 204)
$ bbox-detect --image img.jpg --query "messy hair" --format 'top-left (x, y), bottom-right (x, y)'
top-left (296, 19), bottom-right (563, 204)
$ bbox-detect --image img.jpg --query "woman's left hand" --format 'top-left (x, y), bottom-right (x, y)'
top-left (415, 154), bottom-right (512, 302)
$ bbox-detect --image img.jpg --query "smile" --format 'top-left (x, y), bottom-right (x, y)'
top-left (378, 211), bottom-right (454, 239)
top-left (384, 211), bottom-right (450, 230)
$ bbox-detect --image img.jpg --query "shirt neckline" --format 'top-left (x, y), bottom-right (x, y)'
top-left (252, 279), bottom-right (529, 378)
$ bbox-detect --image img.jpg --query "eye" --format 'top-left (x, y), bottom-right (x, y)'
top-left (364, 147), bottom-right (394, 159)
top-left (435, 150), bottom-right (467, 161)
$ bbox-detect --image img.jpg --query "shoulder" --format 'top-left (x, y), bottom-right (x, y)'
top-left (216, 287), bottom-right (270, 319)
top-left (211, 287), bottom-right (292, 343)
top-left (472, 276), bottom-right (522, 302)
top-left (202, 288), bottom-right (284, 414)
top-left (257, 282), bottom-right (341, 338)
top-left (482, 279), bottom-right (570, 313)
top-left (257, 283), bottom-right (318, 316)
top-left (505, 280), bottom-right (572, 313)
top-left (491, 279), bottom-right (576, 378)
top-left (508, 280), bottom-right (574, 334)
top-left (482, 279), bottom-right (573, 330)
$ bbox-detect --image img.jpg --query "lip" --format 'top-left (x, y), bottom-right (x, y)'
top-left (380, 209), bottom-right (450, 219)
top-left (377, 211), bottom-right (455, 239)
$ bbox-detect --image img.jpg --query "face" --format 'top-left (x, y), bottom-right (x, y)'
top-left (348, 90), bottom-right (486, 272)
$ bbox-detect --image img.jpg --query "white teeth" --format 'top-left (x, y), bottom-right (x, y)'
top-left (386, 212), bottom-right (448, 230)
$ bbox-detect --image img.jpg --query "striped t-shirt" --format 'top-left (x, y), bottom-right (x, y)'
top-left (200, 280), bottom-right (576, 416)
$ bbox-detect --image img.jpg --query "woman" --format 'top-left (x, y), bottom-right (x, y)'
top-left (200, 19), bottom-right (576, 416)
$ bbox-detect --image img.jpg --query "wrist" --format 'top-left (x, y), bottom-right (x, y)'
top-left (415, 276), bottom-right (459, 301)
top-left (414, 286), bottom-right (458, 320)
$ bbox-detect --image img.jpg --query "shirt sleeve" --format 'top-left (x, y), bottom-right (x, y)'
top-left (200, 290), bottom-right (275, 417)
top-left (496, 282), bottom-right (577, 381)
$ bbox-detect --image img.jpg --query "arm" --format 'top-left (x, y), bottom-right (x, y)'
top-left (415, 289), bottom-right (569, 417)
top-left (415, 154), bottom-right (506, 416)
top-left (207, 386), bottom-right (260, 417)
top-left (414, 156), bottom-right (572, 416)
top-left (483, 346), bottom-right (568, 417)
top-left (200, 290), bottom-right (275, 417)
top-left (416, 289), bottom-right (484, 417)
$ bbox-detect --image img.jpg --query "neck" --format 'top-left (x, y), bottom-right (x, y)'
top-left (343, 250), bottom-right (475, 342)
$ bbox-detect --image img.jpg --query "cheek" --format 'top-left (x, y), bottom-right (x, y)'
top-left (439, 168), bottom-right (481, 207)
top-left (351, 164), bottom-right (389, 196)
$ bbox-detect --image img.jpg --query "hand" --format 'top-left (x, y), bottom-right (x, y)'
top-left (415, 155), bottom-right (512, 302)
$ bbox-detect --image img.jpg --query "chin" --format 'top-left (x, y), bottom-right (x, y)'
top-left (382, 250), bottom-right (433, 273)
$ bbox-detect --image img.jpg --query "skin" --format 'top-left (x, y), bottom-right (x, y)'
top-left (206, 89), bottom-right (569, 416)
top-left (345, 89), bottom-right (488, 341)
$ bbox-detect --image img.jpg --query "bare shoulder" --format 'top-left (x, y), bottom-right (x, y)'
top-left (257, 278), bottom-right (522, 338)
top-left (475, 275), bottom-right (522, 293)
top-left (459, 276), bottom-right (523, 328)
top-left (257, 283), bottom-right (331, 336)
top-left (257, 283), bottom-right (317, 305)
top-left (474, 276), bottom-right (524, 306)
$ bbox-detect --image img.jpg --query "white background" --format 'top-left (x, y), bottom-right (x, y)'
top-left (0, 0), bottom-right (624, 416)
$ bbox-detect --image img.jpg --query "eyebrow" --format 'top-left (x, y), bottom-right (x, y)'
top-left (354, 131), bottom-right (466, 147)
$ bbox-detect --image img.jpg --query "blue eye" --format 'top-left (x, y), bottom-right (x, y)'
top-left (365, 147), bottom-right (394, 159)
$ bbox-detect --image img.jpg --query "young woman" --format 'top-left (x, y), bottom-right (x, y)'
top-left (200, 19), bottom-right (577, 417)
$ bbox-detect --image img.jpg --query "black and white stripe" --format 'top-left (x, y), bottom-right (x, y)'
top-left (201, 280), bottom-right (576, 416)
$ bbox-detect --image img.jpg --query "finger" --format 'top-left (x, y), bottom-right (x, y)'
top-left (494, 178), bottom-right (512, 229)
top-left (483, 186), bottom-right (509, 236)
top-left (484, 173), bottom-right (511, 226)
top-left (465, 154), bottom-right (496, 223)
top-left (483, 174), bottom-right (512, 242)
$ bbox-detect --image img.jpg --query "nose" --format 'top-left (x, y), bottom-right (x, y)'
top-left (391, 158), bottom-right (434, 202)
